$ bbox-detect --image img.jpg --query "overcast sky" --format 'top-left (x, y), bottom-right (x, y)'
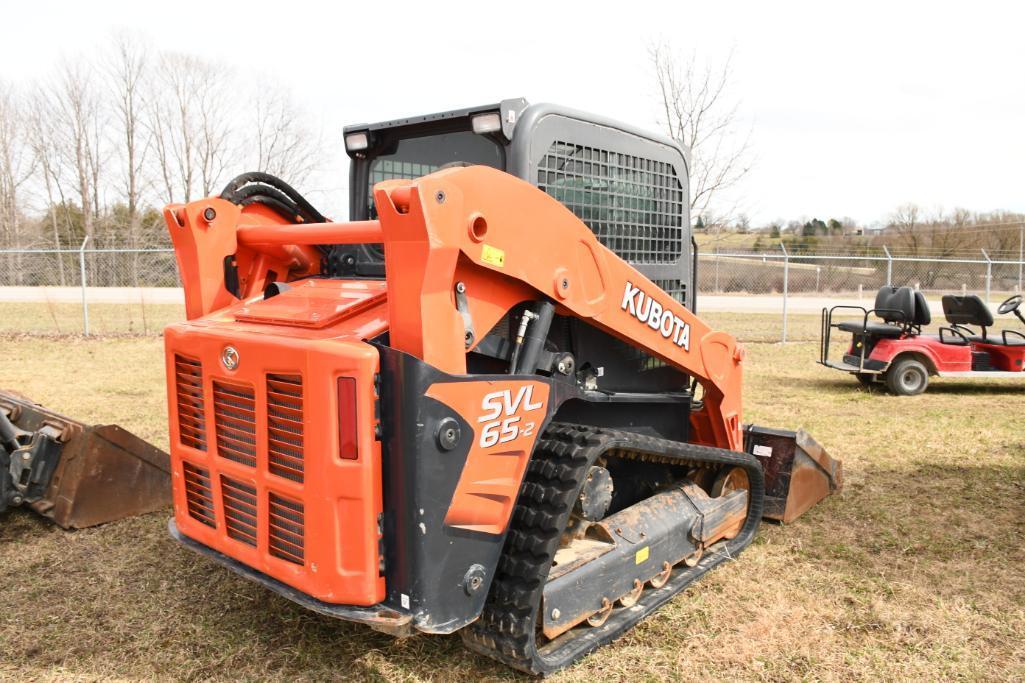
top-left (2, 1), bottom-right (1022, 225)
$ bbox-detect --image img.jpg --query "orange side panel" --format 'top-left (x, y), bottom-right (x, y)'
top-left (427, 380), bottom-right (550, 535)
top-left (165, 305), bottom-right (385, 606)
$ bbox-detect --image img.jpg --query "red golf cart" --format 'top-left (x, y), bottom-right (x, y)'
top-left (820, 286), bottom-right (1025, 395)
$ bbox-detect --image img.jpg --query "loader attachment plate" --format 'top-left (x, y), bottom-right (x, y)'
top-left (0, 390), bottom-right (171, 529)
top-left (744, 425), bottom-right (843, 523)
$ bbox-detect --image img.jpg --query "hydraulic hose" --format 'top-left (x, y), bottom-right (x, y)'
top-left (219, 172), bottom-right (327, 223)
top-left (219, 172), bottom-right (329, 255)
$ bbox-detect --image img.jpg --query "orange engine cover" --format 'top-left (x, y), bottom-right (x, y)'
top-left (164, 280), bottom-right (387, 606)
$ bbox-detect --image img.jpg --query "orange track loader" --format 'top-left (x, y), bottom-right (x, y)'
top-left (162, 101), bottom-right (841, 674)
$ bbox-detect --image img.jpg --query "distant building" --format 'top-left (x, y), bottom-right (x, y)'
top-left (852, 226), bottom-right (886, 237)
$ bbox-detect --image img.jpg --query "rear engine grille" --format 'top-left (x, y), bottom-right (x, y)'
top-left (266, 374), bottom-right (304, 482)
top-left (268, 493), bottom-right (305, 565)
top-left (182, 461), bottom-right (215, 527)
top-left (221, 475), bottom-right (258, 546)
top-left (213, 381), bottom-right (257, 468)
top-left (174, 355), bottom-right (207, 451)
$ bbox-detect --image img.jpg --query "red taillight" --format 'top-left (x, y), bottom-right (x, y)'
top-left (337, 377), bottom-right (358, 459)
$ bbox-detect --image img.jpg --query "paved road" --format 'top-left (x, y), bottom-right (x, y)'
top-left (0, 287), bottom-right (1007, 316)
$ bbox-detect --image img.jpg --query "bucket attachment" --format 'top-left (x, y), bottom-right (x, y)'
top-left (0, 390), bottom-right (171, 529)
top-left (744, 425), bottom-right (843, 523)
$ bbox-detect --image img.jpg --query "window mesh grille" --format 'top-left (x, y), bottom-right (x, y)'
top-left (537, 142), bottom-right (685, 264)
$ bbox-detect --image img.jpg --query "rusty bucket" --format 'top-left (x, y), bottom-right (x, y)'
top-left (744, 425), bottom-right (843, 523)
top-left (1, 390), bottom-right (171, 529)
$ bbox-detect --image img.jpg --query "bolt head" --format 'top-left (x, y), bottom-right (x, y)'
top-left (437, 418), bottom-right (461, 451)
top-left (11, 495), bottom-right (23, 505)
top-left (22, 452), bottom-right (31, 461)
top-left (435, 190), bottom-right (446, 203)
top-left (202, 207), bottom-right (216, 222)
top-left (551, 608), bottom-right (561, 620)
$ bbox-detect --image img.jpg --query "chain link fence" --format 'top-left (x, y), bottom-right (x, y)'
top-left (700, 248), bottom-right (1024, 299)
top-left (0, 245), bottom-right (180, 288)
top-left (1, 246), bottom-right (1023, 341)
top-left (697, 247), bottom-right (1024, 342)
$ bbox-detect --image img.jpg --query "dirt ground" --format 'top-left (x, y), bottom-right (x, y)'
top-left (1, 313), bottom-right (1023, 682)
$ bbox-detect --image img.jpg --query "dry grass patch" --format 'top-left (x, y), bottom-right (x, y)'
top-left (0, 301), bottom-right (184, 336)
top-left (1, 323), bottom-right (1023, 682)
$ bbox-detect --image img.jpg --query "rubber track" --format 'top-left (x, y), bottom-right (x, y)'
top-left (461, 423), bottom-right (764, 676)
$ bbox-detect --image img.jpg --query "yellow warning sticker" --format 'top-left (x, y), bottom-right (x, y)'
top-left (635, 546), bottom-right (650, 564)
top-left (481, 244), bottom-right (505, 267)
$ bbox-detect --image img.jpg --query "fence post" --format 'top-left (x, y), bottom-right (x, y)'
top-left (1018, 222), bottom-right (1023, 292)
top-left (79, 237), bottom-right (90, 336)
top-left (882, 245), bottom-right (893, 286)
top-left (714, 249), bottom-right (720, 293)
top-left (981, 248), bottom-right (991, 305)
top-left (780, 243), bottom-right (789, 344)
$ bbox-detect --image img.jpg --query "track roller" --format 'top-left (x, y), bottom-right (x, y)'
top-left (461, 423), bottom-right (764, 675)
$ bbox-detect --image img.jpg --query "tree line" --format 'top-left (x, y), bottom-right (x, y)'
top-left (715, 205), bottom-right (1025, 260)
top-left (0, 33), bottom-right (320, 258)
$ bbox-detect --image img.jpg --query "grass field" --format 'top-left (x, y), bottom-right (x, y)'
top-left (1, 314), bottom-right (1024, 682)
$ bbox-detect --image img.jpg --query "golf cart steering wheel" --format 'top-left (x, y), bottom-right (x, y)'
top-left (998, 294), bottom-right (1022, 315)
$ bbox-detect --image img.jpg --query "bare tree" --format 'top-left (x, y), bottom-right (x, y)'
top-left (49, 60), bottom-right (106, 245)
top-left (150, 53), bottom-right (236, 203)
top-left (251, 87), bottom-right (319, 184)
top-left (0, 83), bottom-right (35, 282)
top-left (651, 44), bottom-right (752, 226)
top-left (108, 35), bottom-right (149, 239)
top-left (25, 91), bottom-right (72, 283)
top-left (107, 34), bottom-right (151, 283)
top-left (889, 203), bottom-right (922, 253)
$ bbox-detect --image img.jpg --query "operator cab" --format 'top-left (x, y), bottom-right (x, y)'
top-left (335, 99), bottom-right (698, 398)
top-left (335, 98), bottom-right (695, 312)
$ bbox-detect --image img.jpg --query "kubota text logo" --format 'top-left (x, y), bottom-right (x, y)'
top-left (621, 281), bottom-right (691, 351)
top-left (478, 386), bottom-right (544, 448)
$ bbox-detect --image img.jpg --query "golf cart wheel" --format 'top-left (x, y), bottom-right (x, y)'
top-left (885, 357), bottom-right (929, 396)
top-left (855, 373), bottom-right (874, 387)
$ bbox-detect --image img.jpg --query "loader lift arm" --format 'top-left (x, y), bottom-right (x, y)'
top-left (167, 166), bottom-right (744, 451)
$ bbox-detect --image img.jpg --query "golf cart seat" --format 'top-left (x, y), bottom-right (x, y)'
top-left (942, 294), bottom-right (993, 328)
top-left (835, 321), bottom-right (905, 336)
top-left (836, 286), bottom-right (925, 336)
top-left (967, 333), bottom-right (1025, 347)
top-left (940, 294), bottom-right (1025, 346)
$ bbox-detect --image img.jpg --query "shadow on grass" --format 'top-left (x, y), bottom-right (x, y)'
top-left (802, 375), bottom-right (1025, 397)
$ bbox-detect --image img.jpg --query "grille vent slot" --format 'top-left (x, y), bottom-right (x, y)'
top-left (213, 381), bottom-right (257, 468)
top-left (221, 476), bottom-right (258, 546)
top-left (268, 493), bottom-right (305, 565)
top-left (266, 374), bottom-right (304, 482)
top-left (182, 462), bottom-right (215, 528)
top-left (174, 355), bottom-right (207, 451)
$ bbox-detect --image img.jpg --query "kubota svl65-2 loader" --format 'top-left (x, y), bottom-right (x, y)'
top-left (163, 100), bottom-right (841, 674)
